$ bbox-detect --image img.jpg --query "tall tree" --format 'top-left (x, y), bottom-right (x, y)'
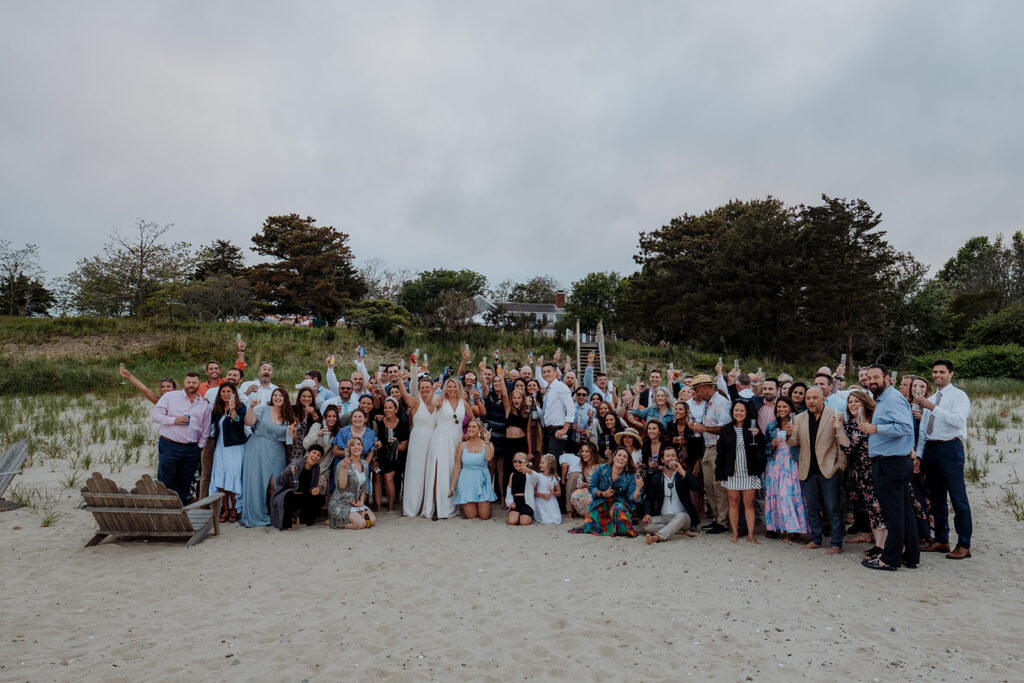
top-left (193, 239), bottom-right (246, 281)
top-left (65, 220), bottom-right (192, 317)
top-left (357, 257), bottom-right (411, 303)
top-left (0, 240), bottom-right (51, 316)
top-left (398, 268), bottom-right (488, 317)
top-left (249, 214), bottom-right (365, 322)
top-left (630, 197), bottom-right (799, 353)
top-left (500, 275), bottom-right (561, 303)
top-left (795, 195), bottom-right (918, 363)
top-left (565, 271), bottom-right (629, 333)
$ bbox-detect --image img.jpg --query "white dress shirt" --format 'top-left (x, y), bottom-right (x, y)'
top-left (661, 475), bottom-right (685, 516)
top-left (916, 383), bottom-right (971, 453)
top-left (238, 380), bottom-right (278, 405)
top-left (542, 379), bottom-right (574, 429)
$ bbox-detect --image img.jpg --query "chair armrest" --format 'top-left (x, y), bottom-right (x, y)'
top-left (182, 492), bottom-right (225, 511)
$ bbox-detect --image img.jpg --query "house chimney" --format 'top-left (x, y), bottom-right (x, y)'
top-left (554, 290), bottom-right (565, 308)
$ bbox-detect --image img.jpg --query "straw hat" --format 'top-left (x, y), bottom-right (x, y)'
top-left (690, 374), bottom-right (714, 387)
top-left (615, 428), bottom-right (642, 446)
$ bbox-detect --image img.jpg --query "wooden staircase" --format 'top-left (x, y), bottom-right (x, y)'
top-left (575, 320), bottom-right (606, 374)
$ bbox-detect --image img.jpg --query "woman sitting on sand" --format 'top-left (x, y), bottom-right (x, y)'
top-left (570, 441), bottom-right (603, 517)
top-left (569, 446), bottom-right (642, 537)
top-left (328, 437), bottom-right (375, 530)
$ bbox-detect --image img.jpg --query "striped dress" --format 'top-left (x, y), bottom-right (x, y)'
top-left (724, 427), bottom-right (762, 491)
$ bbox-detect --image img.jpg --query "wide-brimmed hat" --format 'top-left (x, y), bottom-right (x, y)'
top-left (690, 374), bottom-right (715, 387)
top-left (295, 378), bottom-right (317, 390)
top-left (615, 428), bottom-right (642, 446)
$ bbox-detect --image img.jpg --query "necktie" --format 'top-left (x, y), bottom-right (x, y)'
top-left (925, 391), bottom-right (942, 435)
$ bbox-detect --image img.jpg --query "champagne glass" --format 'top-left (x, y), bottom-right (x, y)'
top-left (119, 362), bottom-right (126, 385)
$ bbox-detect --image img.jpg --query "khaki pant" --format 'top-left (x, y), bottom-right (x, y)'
top-left (643, 512), bottom-right (692, 540)
top-left (702, 445), bottom-right (729, 526)
top-left (199, 438), bottom-right (216, 500)
top-left (564, 471), bottom-right (581, 513)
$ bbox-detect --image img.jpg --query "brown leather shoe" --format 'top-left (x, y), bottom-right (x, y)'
top-left (921, 541), bottom-right (950, 553)
top-left (946, 545), bottom-right (971, 560)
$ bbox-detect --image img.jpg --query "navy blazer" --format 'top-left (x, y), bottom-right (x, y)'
top-left (210, 404), bottom-right (249, 448)
top-left (714, 421), bottom-right (766, 480)
top-left (643, 470), bottom-right (700, 523)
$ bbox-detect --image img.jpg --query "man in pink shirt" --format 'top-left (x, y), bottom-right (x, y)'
top-left (150, 372), bottom-right (212, 503)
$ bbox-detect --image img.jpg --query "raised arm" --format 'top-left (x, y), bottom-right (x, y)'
top-left (395, 374), bottom-right (420, 412)
top-left (121, 367), bottom-right (159, 404)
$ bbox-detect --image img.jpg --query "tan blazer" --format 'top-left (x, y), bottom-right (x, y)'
top-left (787, 406), bottom-right (846, 480)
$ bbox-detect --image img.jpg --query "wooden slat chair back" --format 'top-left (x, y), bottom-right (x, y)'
top-left (81, 473), bottom-right (223, 548)
top-left (0, 439), bottom-right (30, 500)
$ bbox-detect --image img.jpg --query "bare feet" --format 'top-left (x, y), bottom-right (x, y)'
top-left (747, 536), bottom-right (760, 545)
top-left (729, 535), bottom-right (739, 544)
top-left (801, 541), bottom-right (821, 550)
top-left (645, 533), bottom-right (655, 545)
top-left (827, 546), bottom-right (843, 555)
top-left (847, 533), bottom-right (872, 544)
top-left (683, 530), bottom-right (698, 537)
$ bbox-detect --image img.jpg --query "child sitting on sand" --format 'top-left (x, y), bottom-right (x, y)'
top-left (533, 454), bottom-right (562, 525)
top-left (506, 452), bottom-right (538, 526)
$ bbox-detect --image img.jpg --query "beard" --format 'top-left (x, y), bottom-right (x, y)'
top-left (869, 384), bottom-right (884, 399)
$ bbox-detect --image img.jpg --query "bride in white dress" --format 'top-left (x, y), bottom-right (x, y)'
top-left (423, 378), bottom-right (474, 519)
top-left (397, 375), bottom-right (437, 517)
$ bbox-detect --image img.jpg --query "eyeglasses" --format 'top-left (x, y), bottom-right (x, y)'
top-left (576, 392), bottom-right (588, 397)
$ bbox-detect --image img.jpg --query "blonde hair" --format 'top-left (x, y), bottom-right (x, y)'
top-left (346, 437), bottom-right (364, 456)
top-left (539, 454), bottom-right (558, 476)
top-left (443, 377), bottom-right (465, 401)
top-left (467, 417), bottom-right (484, 437)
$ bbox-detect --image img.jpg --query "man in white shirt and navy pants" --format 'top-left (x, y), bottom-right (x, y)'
top-left (915, 359), bottom-right (973, 560)
top-left (540, 362), bottom-right (574, 457)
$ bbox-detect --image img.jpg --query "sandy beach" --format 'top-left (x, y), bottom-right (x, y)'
top-left (2, 397), bottom-right (1024, 681)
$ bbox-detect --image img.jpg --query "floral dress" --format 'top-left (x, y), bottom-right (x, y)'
top-left (841, 417), bottom-right (885, 529)
top-left (570, 465), bottom-right (598, 516)
top-left (328, 458), bottom-right (369, 529)
top-left (764, 422), bottom-right (810, 533)
top-left (842, 416), bottom-right (927, 531)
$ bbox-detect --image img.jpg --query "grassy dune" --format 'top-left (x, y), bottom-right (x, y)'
top-left (1, 316), bottom-right (1021, 399)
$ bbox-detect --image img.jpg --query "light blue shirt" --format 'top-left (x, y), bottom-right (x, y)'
top-left (825, 391), bottom-right (848, 417)
top-left (583, 365), bottom-right (616, 404)
top-left (867, 386), bottom-right (915, 457)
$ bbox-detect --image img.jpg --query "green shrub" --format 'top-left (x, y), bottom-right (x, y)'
top-left (963, 304), bottom-right (1024, 347)
top-left (905, 345), bottom-right (1024, 380)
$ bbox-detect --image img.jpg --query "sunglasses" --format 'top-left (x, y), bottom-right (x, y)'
top-left (513, 459), bottom-right (528, 464)
top-left (576, 392), bottom-right (588, 397)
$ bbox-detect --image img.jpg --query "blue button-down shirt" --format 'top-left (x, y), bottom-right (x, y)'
top-left (867, 386), bottom-right (915, 457)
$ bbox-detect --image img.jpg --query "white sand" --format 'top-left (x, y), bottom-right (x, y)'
top-left (3, 402), bottom-right (1024, 681)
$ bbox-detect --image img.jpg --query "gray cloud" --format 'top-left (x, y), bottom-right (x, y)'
top-left (1, 1), bottom-right (1021, 291)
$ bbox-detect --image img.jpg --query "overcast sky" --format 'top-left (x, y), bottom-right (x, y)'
top-left (1, 2), bottom-right (1021, 291)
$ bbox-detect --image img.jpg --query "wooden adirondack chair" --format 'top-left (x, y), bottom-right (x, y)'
top-left (0, 439), bottom-right (29, 500)
top-left (81, 472), bottom-right (224, 548)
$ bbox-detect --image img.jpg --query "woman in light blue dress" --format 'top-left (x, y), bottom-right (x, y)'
top-left (240, 388), bottom-right (294, 527)
top-left (448, 418), bottom-right (497, 520)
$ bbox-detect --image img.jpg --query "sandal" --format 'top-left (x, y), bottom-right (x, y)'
top-left (228, 511), bottom-right (239, 523)
top-left (861, 557), bottom-right (897, 571)
top-left (863, 545), bottom-right (883, 559)
top-left (219, 509), bottom-right (231, 523)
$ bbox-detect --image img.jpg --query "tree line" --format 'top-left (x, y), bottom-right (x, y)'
top-left (3, 195), bottom-right (1023, 367)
